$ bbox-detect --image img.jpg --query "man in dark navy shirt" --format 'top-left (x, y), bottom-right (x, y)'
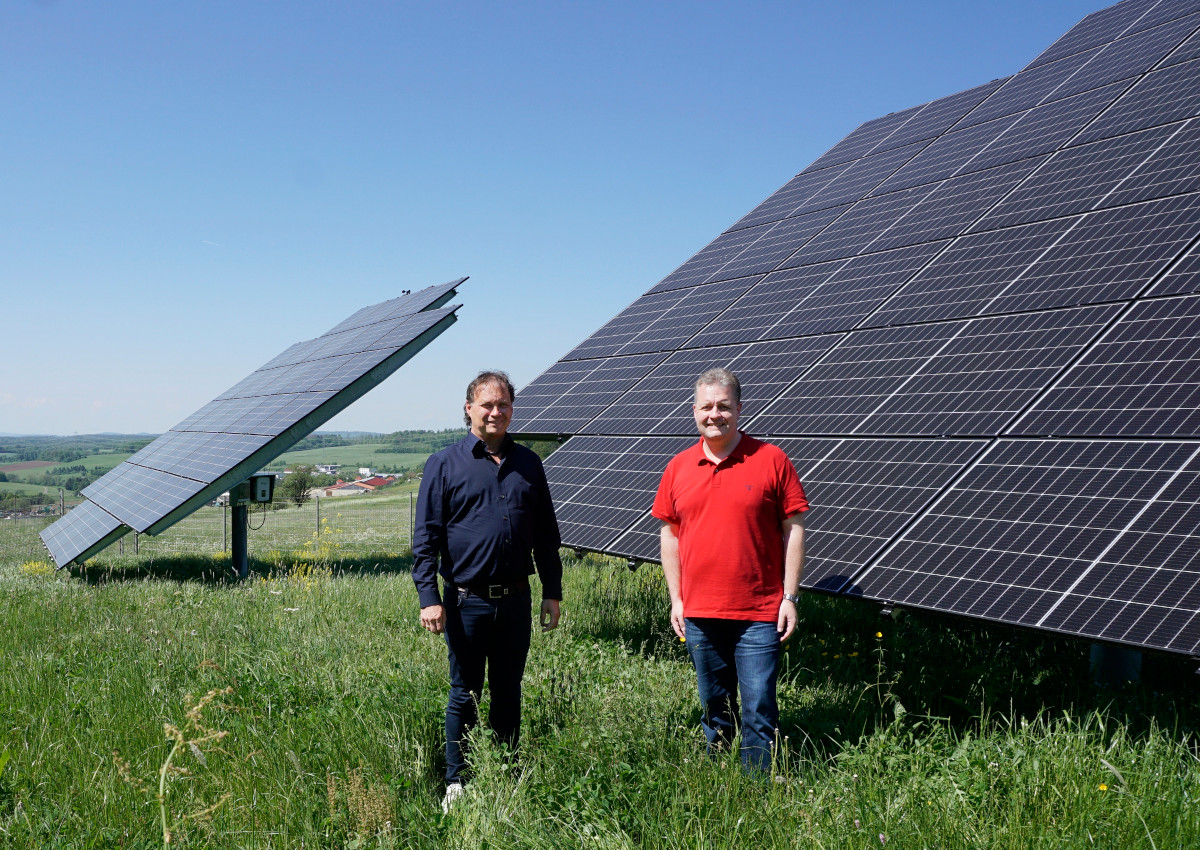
top-left (412, 370), bottom-right (563, 809)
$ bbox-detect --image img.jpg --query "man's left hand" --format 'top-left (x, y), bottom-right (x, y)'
top-left (541, 598), bottom-right (561, 632)
top-left (777, 598), bottom-right (798, 642)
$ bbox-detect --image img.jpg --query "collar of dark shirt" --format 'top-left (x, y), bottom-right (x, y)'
top-left (470, 433), bottom-right (513, 461)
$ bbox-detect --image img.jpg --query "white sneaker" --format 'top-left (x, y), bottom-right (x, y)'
top-left (441, 781), bottom-right (464, 814)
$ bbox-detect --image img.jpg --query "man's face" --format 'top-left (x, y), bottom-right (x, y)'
top-left (466, 381), bottom-right (512, 441)
top-left (693, 382), bottom-right (741, 442)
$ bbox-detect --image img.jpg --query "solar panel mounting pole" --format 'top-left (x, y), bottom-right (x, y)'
top-left (232, 502), bottom-right (248, 579)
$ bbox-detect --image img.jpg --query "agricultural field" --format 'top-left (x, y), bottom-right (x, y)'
top-left (0, 453), bottom-right (126, 483)
top-left (0, 481), bottom-right (56, 497)
top-left (265, 444), bottom-right (430, 475)
top-left (1, 500), bottom-right (1197, 848)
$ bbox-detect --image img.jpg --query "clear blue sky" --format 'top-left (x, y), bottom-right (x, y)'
top-left (2, 0), bottom-right (1102, 436)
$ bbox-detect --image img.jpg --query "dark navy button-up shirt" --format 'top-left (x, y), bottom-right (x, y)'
top-left (412, 433), bottom-right (563, 608)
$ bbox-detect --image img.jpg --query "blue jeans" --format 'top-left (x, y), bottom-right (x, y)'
top-left (685, 618), bottom-right (781, 772)
top-left (443, 585), bottom-right (532, 784)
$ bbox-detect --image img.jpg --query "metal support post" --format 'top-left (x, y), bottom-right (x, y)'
top-left (233, 503), bottom-right (249, 579)
top-left (1090, 643), bottom-right (1142, 687)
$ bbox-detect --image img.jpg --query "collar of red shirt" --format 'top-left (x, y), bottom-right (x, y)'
top-left (691, 431), bottom-right (755, 467)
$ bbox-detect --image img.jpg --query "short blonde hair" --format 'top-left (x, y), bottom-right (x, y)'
top-left (694, 368), bottom-right (740, 404)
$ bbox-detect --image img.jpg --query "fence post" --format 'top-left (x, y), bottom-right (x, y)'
top-left (409, 492), bottom-right (413, 547)
top-left (316, 497), bottom-right (321, 534)
top-left (223, 503), bottom-right (228, 552)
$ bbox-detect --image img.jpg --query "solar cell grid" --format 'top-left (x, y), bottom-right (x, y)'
top-left (794, 141), bottom-right (929, 213)
top-left (548, 436), bottom-right (692, 551)
top-left (759, 242), bottom-right (950, 340)
top-left (1042, 451), bottom-right (1200, 653)
top-left (40, 500), bottom-right (126, 568)
top-left (791, 183), bottom-right (939, 266)
top-left (708, 207), bottom-right (848, 282)
top-left (1152, 240), bottom-right (1200, 294)
top-left (801, 106), bottom-right (923, 173)
top-left (1011, 293), bottom-right (1200, 437)
top-left (749, 321), bottom-right (964, 436)
top-left (1024, 0), bottom-right (1159, 70)
top-left (1131, 0), bottom-right (1200, 33)
top-left (855, 439), bottom-right (1198, 641)
top-left (984, 191), bottom-right (1200, 315)
top-left (725, 163), bottom-right (851, 232)
top-left (84, 463), bottom-right (211, 532)
top-left (1075, 57), bottom-right (1200, 143)
top-left (1053, 11), bottom-right (1200, 99)
top-left (558, 289), bottom-right (694, 361)
top-left (961, 49), bottom-right (1102, 129)
top-left (1159, 23), bottom-right (1200, 65)
top-left (507, 359), bottom-right (596, 430)
top-left (613, 277), bottom-right (762, 356)
top-left (781, 438), bottom-right (988, 591)
top-left (874, 80), bottom-right (1009, 151)
top-left (872, 217), bottom-right (1077, 326)
top-left (322, 278), bottom-right (464, 335)
top-left (870, 114), bottom-right (1024, 195)
top-left (1101, 119), bottom-right (1200, 206)
top-left (687, 262), bottom-right (841, 348)
top-left (513, 352), bottom-right (668, 437)
top-left (974, 122), bottom-right (1182, 229)
top-left (647, 225), bottom-right (771, 294)
top-left (965, 81), bottom-right (1133, 173)
top-left (750, 305), bottom-right (1117, 437)
top-left (855, 305), bottom-right (1119, 436)
top-left (581, 335), bottom-right (841, 436)
top-left (866, 157), bottom-right (1049, 254)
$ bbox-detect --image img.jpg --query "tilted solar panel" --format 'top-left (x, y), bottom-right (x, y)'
top-left (40, 281), bottom-right (464, 566)
top-left (511, 0), bottom-right (1200, 656)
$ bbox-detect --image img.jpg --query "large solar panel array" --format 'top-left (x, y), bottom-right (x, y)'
top-left (513, 0), bottom-right (1200, 656)
top-left (40, 280), bottom-right (465, 567)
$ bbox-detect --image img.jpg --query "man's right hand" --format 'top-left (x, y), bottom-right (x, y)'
top-left (420, 604), bottom-right (446, 634)
top-left (669, 598), bottom-right (686, 641)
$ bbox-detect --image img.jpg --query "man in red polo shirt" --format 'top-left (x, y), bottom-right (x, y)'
top-left (652, 367), bottom-right (807, 771)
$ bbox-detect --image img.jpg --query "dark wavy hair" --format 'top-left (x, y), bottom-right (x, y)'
top-left (463, 370), bottom-right (516, 425)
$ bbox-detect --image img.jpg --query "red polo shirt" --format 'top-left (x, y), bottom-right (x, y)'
top-left (652, 433), bottom-right (808, 621)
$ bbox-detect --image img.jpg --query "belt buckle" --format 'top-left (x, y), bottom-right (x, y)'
top-left (488, 584), bottom-right (504, 599)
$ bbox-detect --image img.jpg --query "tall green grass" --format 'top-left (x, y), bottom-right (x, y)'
top-left (0, 517), bottom-right (1197, 847)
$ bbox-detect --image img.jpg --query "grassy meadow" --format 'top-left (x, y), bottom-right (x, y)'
top-left (1, 508), bottom-right (1198, 848)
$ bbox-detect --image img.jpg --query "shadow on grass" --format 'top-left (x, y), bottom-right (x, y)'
top-left (565, 557), bottom-right (1200, 760)
top-left (70, 551), bottom-right (416, 586)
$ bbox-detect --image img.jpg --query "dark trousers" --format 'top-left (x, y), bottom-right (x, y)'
top-left (443, 584), bottom-right (532, 784)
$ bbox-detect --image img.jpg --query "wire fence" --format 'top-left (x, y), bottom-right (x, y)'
top-left (1, 493), bottom-right (417, 564)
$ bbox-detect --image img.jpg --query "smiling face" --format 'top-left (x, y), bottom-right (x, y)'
top-left (466, 380), bottom-right (513, 444)
top-left (693, 381), bottom-right (741, 449)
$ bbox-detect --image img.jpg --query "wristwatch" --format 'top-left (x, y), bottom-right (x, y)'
top-left (783, 592), bottom-right (801, 604)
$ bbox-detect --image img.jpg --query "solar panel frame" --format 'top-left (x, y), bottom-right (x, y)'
top-left (1010, 293), bottom-right (1200, 437)
top-left (39, 499), bottom-right (129, 568)
top-left (854, 438), bottom-right (1200, 655)
top-left (511, 0), bottom-right (1200, 657)
top-left (42, 289), bottom-right (461, 560)
top-left (748, 304), bottom-right (1120, 437)
top-left (1023, 0), bottom-right (1160, 70)
top-left (1074, 56), bottom-right (1200, 143)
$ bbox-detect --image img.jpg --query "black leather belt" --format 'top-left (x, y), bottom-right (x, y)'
top-left (457, 576), bottom-right (529, 599)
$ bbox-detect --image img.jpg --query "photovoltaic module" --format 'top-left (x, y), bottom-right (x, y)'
top-left (41, 280), bottom-right (464, 568)
top-left (511, 0), bottom-right (1200, 657)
